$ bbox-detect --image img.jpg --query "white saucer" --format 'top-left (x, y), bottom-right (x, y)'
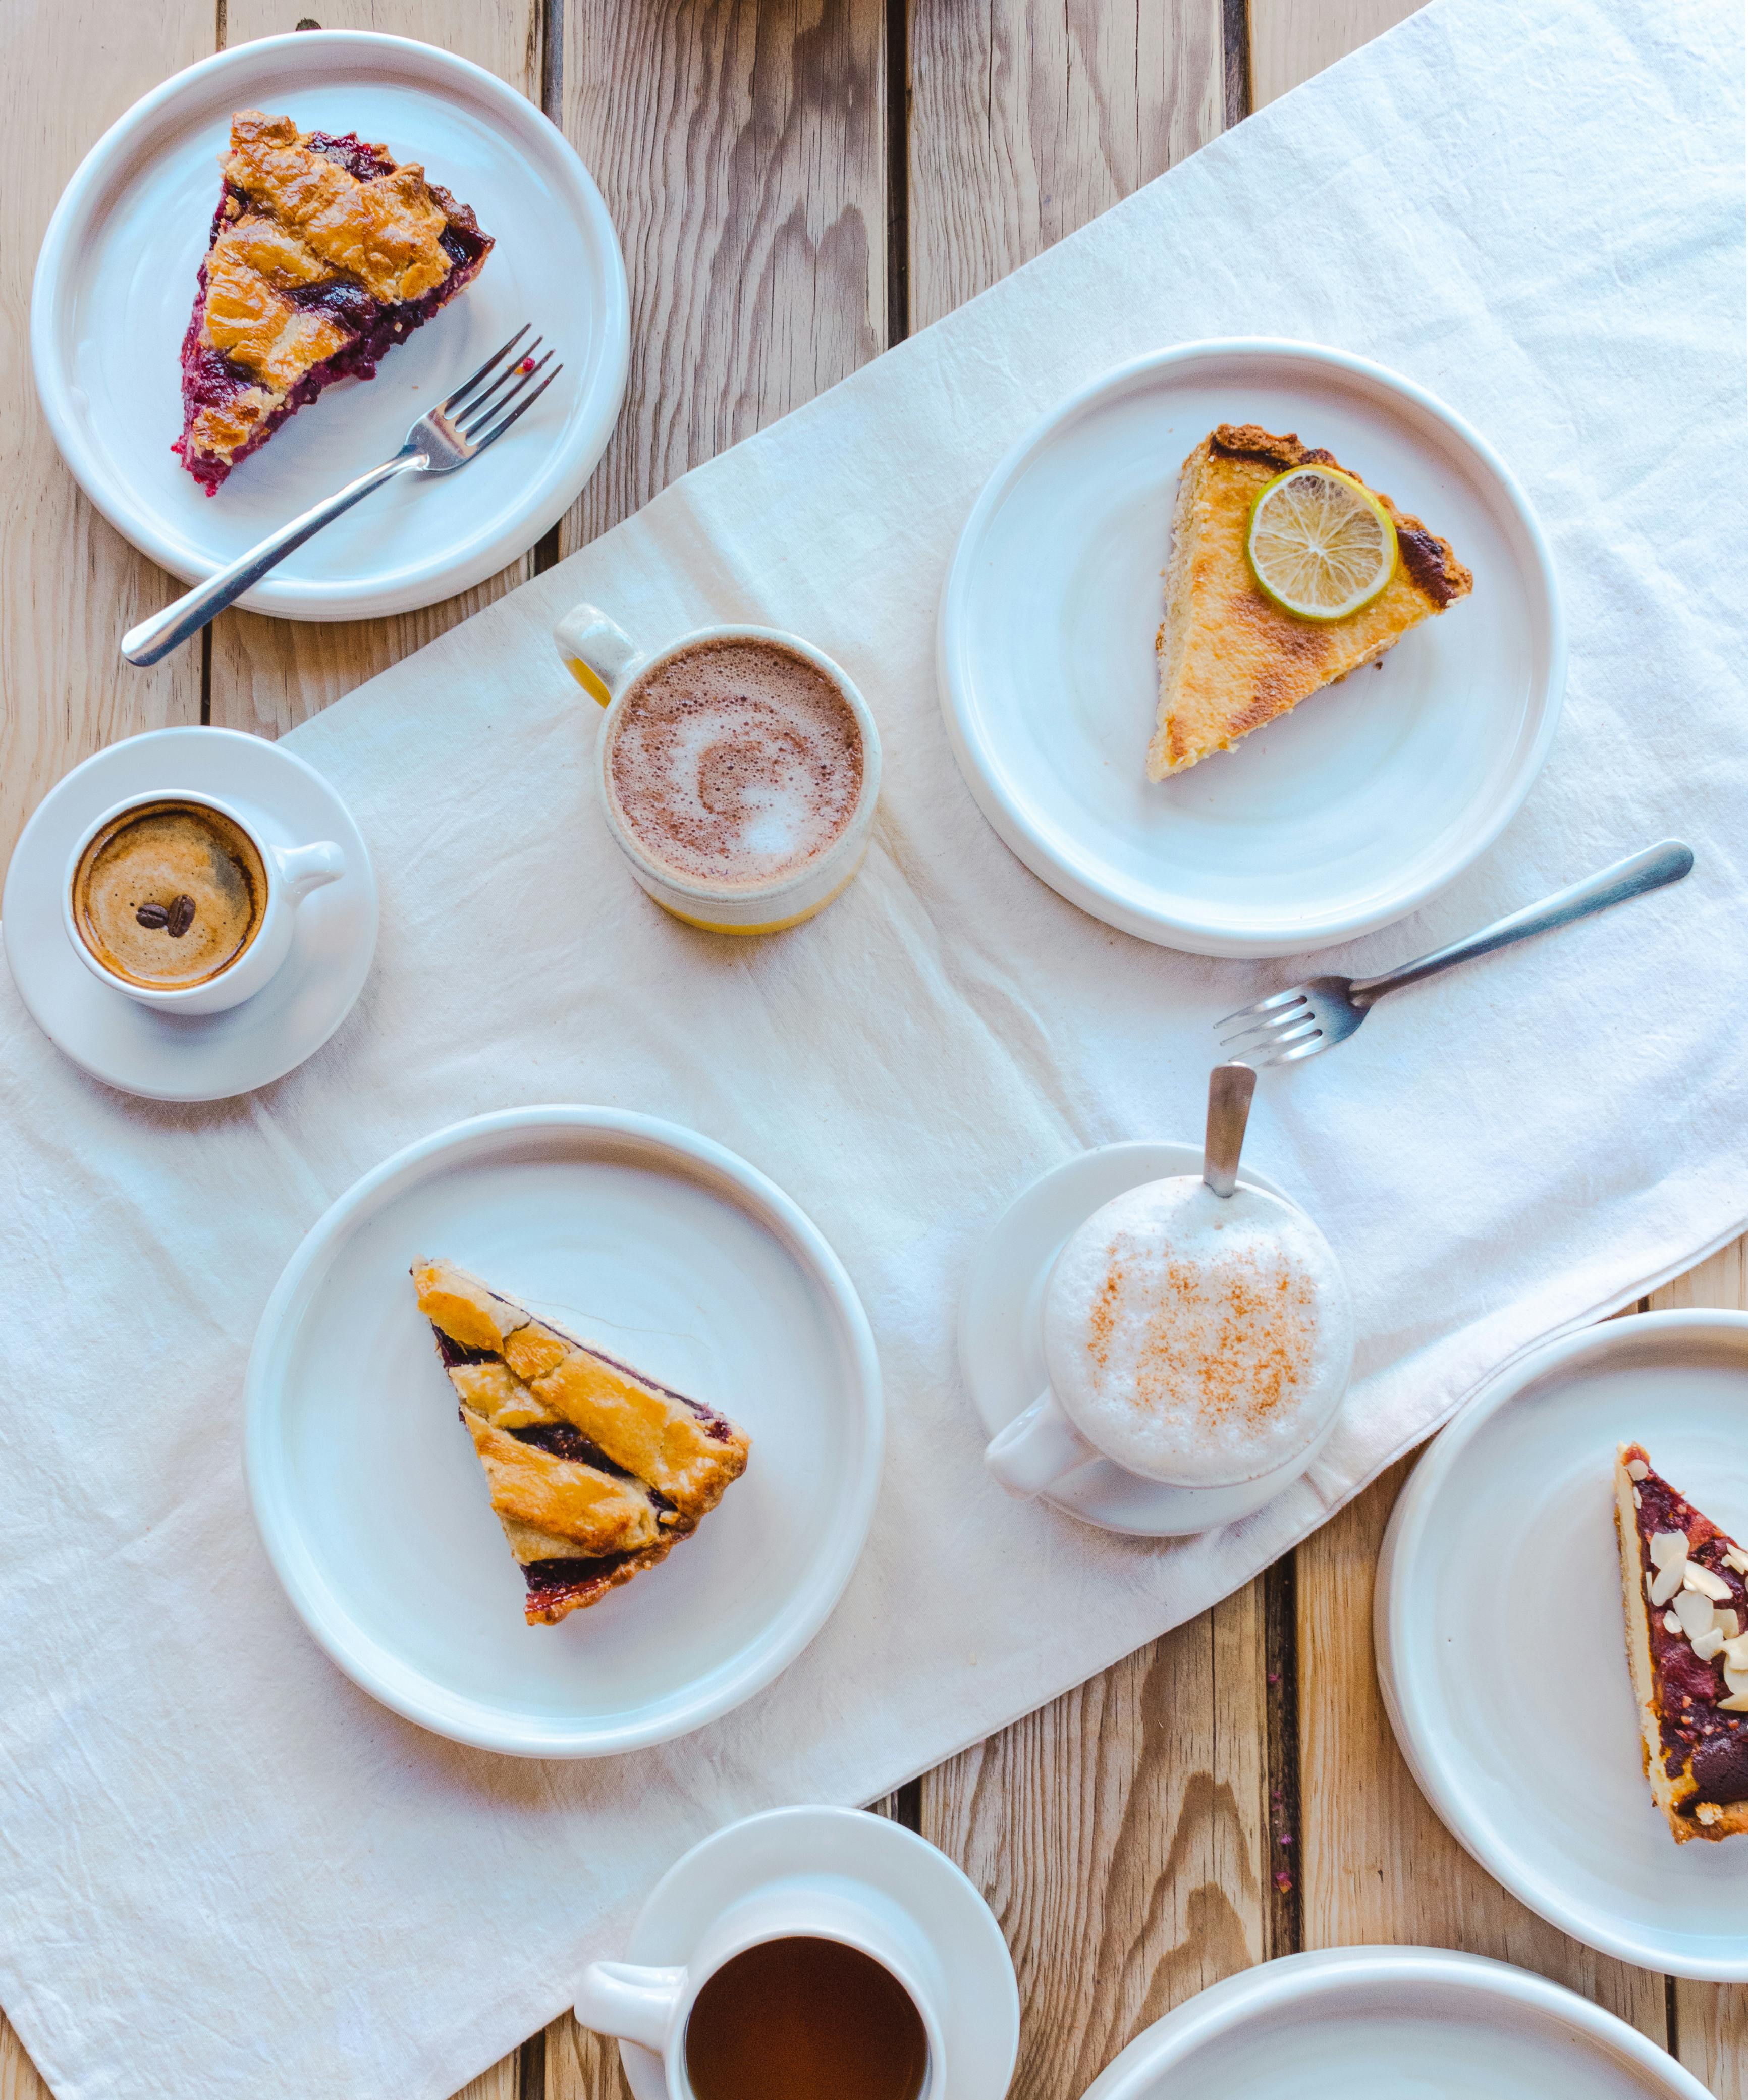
top-left (1079, 1946), bottom-right (1709, 2098)
top-left (958, 1140), bottom-right (1339, 1537)
top-left (936, 339), bottom-right (1564, 956)
top-left (613, 1806), bottom-right (1019, 2100)
top-left (1377, 1311), bottom-right (1748, 1978)
top-left (31, 31), bottom-right (629, 620)
top-left (2, 726), bottom-right (376, 1102)
top-left (245, 1107), bottom-right (884, 1757)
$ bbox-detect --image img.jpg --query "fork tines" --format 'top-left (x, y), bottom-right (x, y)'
top-left (437, 327), bottom-right (564, 451)
top-left (1216, 992), bottom-right (1325, 1066)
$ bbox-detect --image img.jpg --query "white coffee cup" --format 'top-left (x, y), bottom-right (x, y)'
top-left (553, 603), bottom-right (882, 934)
top-left (985, 1174), bottom-right (1354, 1501)
top-left (575, 1870), bottom-right (947, 2098)
top-left (64, 790), bottom-right (344, 1016)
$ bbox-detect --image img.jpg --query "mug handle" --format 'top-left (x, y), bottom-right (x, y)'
top-left (275, 840), bottom-right (345, 905)
top-left (573, 1960), bottom-right (688, 2055)
top-left (554, 603), bottom-right (644, 710)
top-left (984, 1389), bottom-right (1100, 1499)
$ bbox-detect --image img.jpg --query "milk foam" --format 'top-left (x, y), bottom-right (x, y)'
top-left (608, 639), bottom-right (863, 888)
top-left (1044, 1176), bottom-right (1352, 1488)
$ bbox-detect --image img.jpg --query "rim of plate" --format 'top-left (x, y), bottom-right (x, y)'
top-left (936, 338), bottom-right (1567, 958)
top-left (30, 31), bottom-right (630, 620)
top-left (243, 1105), bottom-right (885, 1757)
top-left (1376, 1310), bottom-right (1748, 1978)
top-left (1080, 1945), bottom-right (1711, 2097)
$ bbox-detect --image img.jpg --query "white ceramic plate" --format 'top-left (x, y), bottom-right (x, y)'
top-left (958, 1141), bottom-right (1333, 1537)
top-left (611, 1807), bottom-right (1019, 2100)
top-left (1079, 1946), bottom-right (1710, 2098)
top-left (245, 1108), bottom-right (883, 1756)
top-left (1, 726), bottom-right (376, 1102)
top-left (1378, 1312), bottom-right (1748, 1978)
top-left (31, 32), bottom-right (628, 620)
top-left (937, 340), bottom-right (1564, 957)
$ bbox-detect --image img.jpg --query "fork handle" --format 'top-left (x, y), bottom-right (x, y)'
top-left (121, 451), bottom-right (421, 666)
top-left (1350, 840), bottom-right (1695, 1005)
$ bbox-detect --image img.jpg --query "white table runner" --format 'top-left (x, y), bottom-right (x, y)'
top-left (3, 1), bottom-right (1744, 2094)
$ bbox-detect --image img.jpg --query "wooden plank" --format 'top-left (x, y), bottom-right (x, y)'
top-left (1647, 1245), bottom-right (1748, 2100)
top-left (908, 0), bottom-right (1227, 327)
top-left (1248, 0), bottom-right (1426, 112)
top-left (0, 0), bottom-right (211, 871)
top-left (905, 10), bottom-right (1266, 2087)
top-left (0, 2014), bottom-right (51, 2100)
top-left (453, 2048), bottom-right (522, 2100)
top-left (1296, 1459), bottom-right (1668, 2033)
top-left (554, 0), bottom-right (889, 557)
top-left (206, 0), bottom-right (544, 740)
top-left (921, 1582), bottom-right (1269, 2095)
top-left (542, 7), bottom-right (888, 2084)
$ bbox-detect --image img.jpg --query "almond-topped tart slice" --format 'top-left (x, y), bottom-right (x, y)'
top-left (413, 1258), bottom-right (750, 1625)
top-left (1614, 1441), bottom-right (1748, 1841)
top-left (1149, 423), bottom-right (1472, 779)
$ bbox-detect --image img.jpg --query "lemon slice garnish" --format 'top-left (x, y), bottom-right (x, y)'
top-left (1246, 465), bottom-right (1397, 621)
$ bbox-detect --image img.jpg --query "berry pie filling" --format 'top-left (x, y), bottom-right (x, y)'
top-left (175, 113), bottom-right (493, 492)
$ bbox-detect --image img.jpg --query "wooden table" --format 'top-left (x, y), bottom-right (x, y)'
top-left (2, 5), bottom-right (1741, 2096)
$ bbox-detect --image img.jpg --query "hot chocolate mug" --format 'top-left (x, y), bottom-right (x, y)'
top-left (574, 1867), bottom-right (946, 2099)
top-left (64, 790), bottom-right (343, 1016)
top-left (553, 603), bottom-right (882, 934)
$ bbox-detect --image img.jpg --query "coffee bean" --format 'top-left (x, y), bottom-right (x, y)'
top-left (166, 894), bottom-right (196, 938)
top-left (135, 902), bottom-right (171, 929)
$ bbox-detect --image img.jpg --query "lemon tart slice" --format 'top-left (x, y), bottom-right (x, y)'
top-left (1149, 424), bottom-right (1472, 780)
top-left (1615, 1441), bottom-right (1748, 1841)
top-left (414, 1259), bottom-right (750, 1625)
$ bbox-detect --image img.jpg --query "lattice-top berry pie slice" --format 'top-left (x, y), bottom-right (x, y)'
top-left (1614, 1441), bottom-right (1748, 1841)
top-left (174, 110), bottom-right (494, 493)
top-left (413, 1259), bottom-right (751, 1626)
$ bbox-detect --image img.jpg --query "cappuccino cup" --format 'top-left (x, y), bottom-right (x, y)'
top-left (554, 604), bottom-right (881, 934)
top-left (985, 1174), bottom-right (1353, 1500)
top-left (65, 790), bottom-right (343, 1016)
top-left (575, 1865), bottom-right (944, 2100)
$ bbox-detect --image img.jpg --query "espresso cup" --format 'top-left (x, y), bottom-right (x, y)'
top-left (575, 1872), bottom-right (946, 2099)
top-left (553, 603), bottom-right (881, 934)
top-left (985, 1174), bottom-right (1354, 1500)
top-left (64, 790), bottom-right (344, 1016)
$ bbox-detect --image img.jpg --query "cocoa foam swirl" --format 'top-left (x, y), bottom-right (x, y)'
top-left (608, 640), bottom-right (863, 887)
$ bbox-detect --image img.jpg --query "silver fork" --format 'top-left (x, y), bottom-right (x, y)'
top-left (1217, 839), bottom-right (1695, 1068)
top-left (122, 326), bottom-right (561, 666)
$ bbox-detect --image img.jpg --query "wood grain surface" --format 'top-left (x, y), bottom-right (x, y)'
top-left (3, 4), bottom-right (1740, 2099)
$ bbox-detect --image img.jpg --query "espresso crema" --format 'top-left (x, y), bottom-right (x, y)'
top-left (72, 801), bottom-right (266, 989)
top-left (608, 639), bottom-right (864, 889)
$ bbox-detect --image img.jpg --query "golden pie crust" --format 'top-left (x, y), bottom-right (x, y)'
top-left (413, 1259), bottom-right (751, 1626)
top-left (1150, 424), bottom-right (1472, 780)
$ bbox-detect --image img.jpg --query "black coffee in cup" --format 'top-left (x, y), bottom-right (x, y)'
top-left (684, 1936), bottom-right (927, 2100)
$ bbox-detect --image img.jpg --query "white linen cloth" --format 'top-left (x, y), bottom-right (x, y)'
top-left (3, 0), bottom-right (1744, 2093)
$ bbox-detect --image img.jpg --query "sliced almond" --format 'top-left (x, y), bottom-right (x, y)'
top-left (1634, 1487), bottom-right (1643, 1509)
top-left (1626, 1458), bottom-right (1650, 1482)
top-left (1717, 1609), bottom-right (1742, 1640)
top-left (1649, 1530), bottom-right (1690, 1568)
top-left (1663, 1610), bottom-right (1685, 1635)
top-left (1674, 1588), bottom-right (1716, 1639)
top-left (1685, 1561), bottom-right (1733, 1602)
top-left (1692, 1626), bottom-right (1727, 1660)
top-left (1726, 1662), bottom-right (1748, 1697)
top-left (1724, 1633), bottom-right (1748, 1671)
top-left (1722, 1693), bottom-right (1748, 1712)
top-left (1650, 1561), bottom-right (1687, 1607)
top-left (1725, 1545), bottom-right (1748, 1576)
